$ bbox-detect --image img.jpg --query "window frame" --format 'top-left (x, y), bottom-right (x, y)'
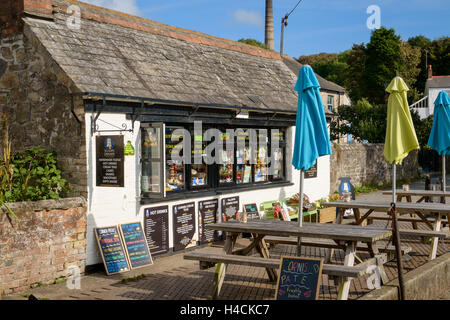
top-left (140, 123), bottom-right (288, 199)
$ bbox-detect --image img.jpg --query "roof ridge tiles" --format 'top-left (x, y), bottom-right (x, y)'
top-left (53, 0), bottom-right (281, 60)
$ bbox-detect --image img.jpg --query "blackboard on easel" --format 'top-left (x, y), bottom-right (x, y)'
top-left (94, 226), bottom-right (130, 275)
top-left (275, 256), bottom-right (323, 300)
top-left (243, 203), bottom-right (260, 220)
top-left (119, 222), bottom-right (153, 270)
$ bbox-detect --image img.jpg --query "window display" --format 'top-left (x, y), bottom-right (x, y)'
top-left (191, 131), bottom-right (208, 187)
top-left (236, 130), bottom-right (253, 184)
top-left (165, 126), bottom-right (185, 191)
top-left (255, 130), bottom-right (268, 183)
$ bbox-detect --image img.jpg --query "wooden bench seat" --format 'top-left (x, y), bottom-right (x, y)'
top-left (184, 251), bottom-right (371, 278)
top-left (263, 236), bottom-right (413, 257)
top-left (367, 215), bottom-right (437, 223)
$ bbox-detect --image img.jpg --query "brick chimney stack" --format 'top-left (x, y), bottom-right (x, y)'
top-left (428, 65), bottom-right (433, 79)
top-left (0, 0), bottom-right (53, 37)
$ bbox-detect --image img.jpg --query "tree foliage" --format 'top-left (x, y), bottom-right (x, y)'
top-left (237, 38), bottom-right (269, 50)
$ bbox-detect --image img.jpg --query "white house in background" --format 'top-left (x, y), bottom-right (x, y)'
top-left (411, 65), bottom-right (450, 119)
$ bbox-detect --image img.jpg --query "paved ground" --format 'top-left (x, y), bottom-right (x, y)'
top-left (3, 176), bottom-right (449, 300)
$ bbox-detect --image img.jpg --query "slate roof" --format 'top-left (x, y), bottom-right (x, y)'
top-left (426, 76), bottom-right (450, 89)
top-left (23, 0), bottom-right (300, 113)
top-left (282, 56), bottom-right (346, 94)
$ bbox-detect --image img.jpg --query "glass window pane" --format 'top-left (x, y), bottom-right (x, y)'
top-left (142, 127), bottom-right (160, 159)
top-left (271, 130), bottom-right (284, 180)
top-left (191, 129), bottom-right (208, 187)
top-left (166, 126), bottom-right (185, 191)
top-left (255, 130), bottom-right (268, 182)
top-left (236, 129), bottom-right (253, 184)
top-left (142, 161), bottom-right (162, 193)
top-left (219, 131), bottom-right (234, 184)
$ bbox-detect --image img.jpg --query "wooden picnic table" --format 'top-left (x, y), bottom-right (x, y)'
top-left (323, 200), bottom-right (450, 260)
top-left (382, 189), bottom-right (449, 204)
top-left (201, 219), bottom-right (392, 300)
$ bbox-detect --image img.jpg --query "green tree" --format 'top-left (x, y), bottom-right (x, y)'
top-left (330, 99), bottom-right (386, 143)
top-left (365, 27), bottom-right (402, 104)
top-left (237, 38), bottom-right (269, 50)
top-left (343, 44), bottom-right (367, 104)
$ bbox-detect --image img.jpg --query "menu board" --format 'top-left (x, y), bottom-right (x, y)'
top-left (173, 202), bottom-right (197, 251)
top-left (243, 203), bottom-right (260, 220)
top-left (96, 135), bottom-right (124, 187)
top-left (275, 256), bottom-right (323, 300)
top-left (94, 226), bottom-right (130, 275)
top-left (198, 199), bottom-right (219, 244)
top-left (304, 161), bottom-right (318, 179)
top-left (221, 196), bottom-right (240, 222)
top-left (144, 205), bottom-right (169, 256)
top-left (119, 222), bottom-right (153, 269)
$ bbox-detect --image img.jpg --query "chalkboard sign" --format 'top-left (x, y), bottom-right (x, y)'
top-left (95, 226), bottom-right (130, 275)
top-left (199, 199), bottom-right (219, 244)
top-left (119, 222), bottom-right (153, 269)
top-left (221, 196), bottom-right (240, 222)
top-left (173, 202), bottom-right (197, 251)
top-left (304, 161), bottom-right (318, 179)
top-left (144, 205), bottom-right (169, 256)
top-left (275, 256), bottom-right (323, 300)
top-left (243, 203), bottom-right (260, 220)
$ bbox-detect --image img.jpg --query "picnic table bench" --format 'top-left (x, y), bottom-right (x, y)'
top-left (185, 220), bottom-right (393, 300)
top-left (263, 235), bottom-right (412, 262)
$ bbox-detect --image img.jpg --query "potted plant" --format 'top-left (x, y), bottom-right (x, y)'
top-left (310, 196), bottom-right (341, 223)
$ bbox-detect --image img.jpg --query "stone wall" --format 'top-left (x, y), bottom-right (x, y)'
top-left (0, 24), bottom-right (87, 197)
top-left (330, 143), bottom-right (419, 192)
top-left (0, 197), bottom-right (87, 296)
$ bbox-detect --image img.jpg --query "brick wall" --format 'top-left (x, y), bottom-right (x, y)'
top-left (0, 0), bottom-right (53, 36)
top-left (330, 143), bottom-right (419, 192)
top-left (0, 197), bottom-right (87, 296)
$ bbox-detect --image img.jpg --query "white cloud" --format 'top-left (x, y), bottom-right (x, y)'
top-left (232, 9), bottom-right (264, 27)
top-left (80, 0), bottom-right (140, 16)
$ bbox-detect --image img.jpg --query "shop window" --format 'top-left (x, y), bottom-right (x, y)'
top-left (141, 124), bottom-right (287, 199)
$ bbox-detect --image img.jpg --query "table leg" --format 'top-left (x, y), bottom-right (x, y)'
top-left (337, 242), bottom-right (356, 300)
top-left (365, 242), bottom-right (389, 285)
top-left (429, 213), bottom-right (442, 261)
top-left (212, 232), bottom-right (238, 299)
top-left (254, 235), bottom-right (277, 282)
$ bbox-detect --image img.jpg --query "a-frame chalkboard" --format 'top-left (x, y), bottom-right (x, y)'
top-left (119, 222), bottom-right (153, 270)
top-left (275, 256), bottom-right (323, 300)
top-left (94, 226), bottom-right (130, 275)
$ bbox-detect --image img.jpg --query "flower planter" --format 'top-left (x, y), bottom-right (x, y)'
top-left (304, 207), bottom-right (337, 223)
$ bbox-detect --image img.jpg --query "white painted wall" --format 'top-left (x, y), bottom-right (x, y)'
top-left (85, 112), bottom-right (331, 266)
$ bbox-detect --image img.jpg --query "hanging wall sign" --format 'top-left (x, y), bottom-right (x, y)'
top-left (96, 135), bottom-right (124, 187)
top-left (94, 226), bottom-right (130, 275)
top-left (173, 202), bottom-right (197, 251)
top-left (119, 222), bottom-right (153, 269)
top-left (144, 205), bottom-right (169, 256)
top-left (304, 161), bottom-right (318, 179)
top-left (198, 199), bottom-right (219, 244)
top-left (221, 196), bottom-right (240, 222)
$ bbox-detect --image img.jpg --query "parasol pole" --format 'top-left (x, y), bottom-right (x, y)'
top-left (391, 163), bottom-right (406, 300)
top-left (443, 154), bottom-right (446, 191)
top-left (297, 170), bottom-right (304, 256)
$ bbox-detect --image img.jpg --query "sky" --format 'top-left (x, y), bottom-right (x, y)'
top-left (80, 0), bottom-right (450, 58)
